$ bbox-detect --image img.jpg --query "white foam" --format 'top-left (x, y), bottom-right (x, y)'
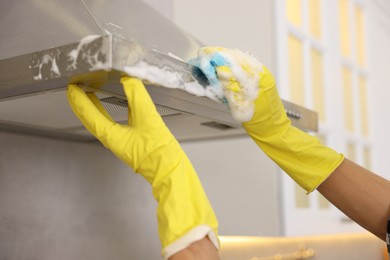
top-left (212, 50), bottom-right (263, 123)
top-left (67, 35), bottom-right (106, 70)
top-left (123, 61), bottom-right (224, 103)
top-left (30, 35), bottom-right (108, 81)
top-left (122, 49), bottom-right (263, 123)
top-left (30, 54), bottom-right (61, 80)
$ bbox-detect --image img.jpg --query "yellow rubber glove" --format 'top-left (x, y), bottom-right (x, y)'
top-left (196, 47), bottom-right (344, 193)
top-left (67, 77), bottom-right (219, 259)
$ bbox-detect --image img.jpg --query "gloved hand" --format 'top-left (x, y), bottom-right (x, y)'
top-left (192, 47), bottom-right (344, 192)
top-left (67, 77), bottom-right (219, 259)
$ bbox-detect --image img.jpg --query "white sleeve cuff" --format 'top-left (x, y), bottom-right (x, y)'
top-left (162, 225), bottom-right (219, 260)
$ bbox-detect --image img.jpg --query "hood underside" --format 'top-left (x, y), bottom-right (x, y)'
top-left (0, 0), bottom-right (317, 142)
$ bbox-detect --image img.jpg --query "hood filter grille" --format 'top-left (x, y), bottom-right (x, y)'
top-left (0, 89), bottom-right (184, 139)
top-left (96, 93), bottom-right (182, 118)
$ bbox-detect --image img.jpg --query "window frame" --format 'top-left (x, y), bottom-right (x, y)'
top-left (275, 0), bottom-right (372, 236)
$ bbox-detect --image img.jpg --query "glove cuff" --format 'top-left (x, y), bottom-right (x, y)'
top-left (162, 225), bottom-right (219, 260)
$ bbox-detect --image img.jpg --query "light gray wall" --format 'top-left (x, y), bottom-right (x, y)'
top-left (0, 130), bottom-right (282, 259)
top-left (0, 132), bottom-right (160, 260)
top-left (171, 0), bottom-right (276, 72)
top-left (181, 137), bottom-right (282, 237)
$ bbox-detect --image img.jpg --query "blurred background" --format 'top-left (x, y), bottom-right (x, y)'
top-left (1, 0), bottom-right (390, 259)
top-left (149, 0), bottom-right (390, 237)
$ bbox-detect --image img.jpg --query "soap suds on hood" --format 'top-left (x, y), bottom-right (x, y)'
top-left (123, 61), bottom-right (225, 103)
top-left (193, 48), bottom-right (264, 123)
top-left (67, 35), bottom-right (107, 71)
top-left (30, 53), bottom-right (61, 80)
top-left (30, 35), bottom-right (108, 81)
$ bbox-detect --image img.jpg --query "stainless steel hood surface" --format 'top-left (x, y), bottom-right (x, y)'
top-left (0, 0), bottom-right (318, 142)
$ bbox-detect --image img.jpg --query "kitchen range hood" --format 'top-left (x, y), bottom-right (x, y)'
top-left (0, 0), bottom-right (318, 142)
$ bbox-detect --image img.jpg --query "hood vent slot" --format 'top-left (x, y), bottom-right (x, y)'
top-left (201, 121), bottom-right (235, 130)
top-left (98, 95), bottom-right (182, 118)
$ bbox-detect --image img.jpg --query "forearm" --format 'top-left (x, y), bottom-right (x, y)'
top-left (169, 237), bottom-right (220, 260)
top-left (317, 158), bottom-right (390, 240)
